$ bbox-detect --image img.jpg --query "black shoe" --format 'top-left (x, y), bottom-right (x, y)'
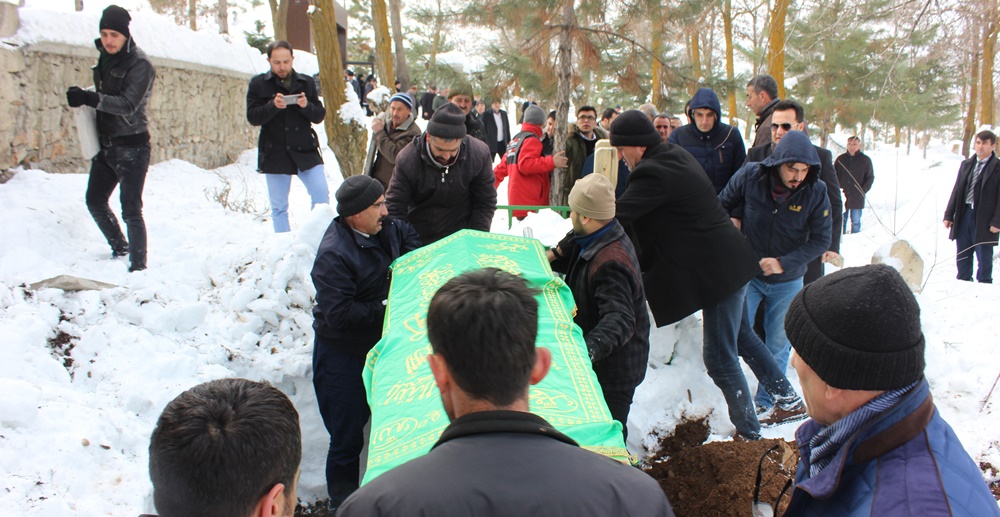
top-left (129, 263), bottom-right (147, 272)
top-left (112, 245), bottom-right (130, 259)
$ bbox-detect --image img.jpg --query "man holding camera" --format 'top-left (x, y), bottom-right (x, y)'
top-left (247, 41), bottom-right (329, 233)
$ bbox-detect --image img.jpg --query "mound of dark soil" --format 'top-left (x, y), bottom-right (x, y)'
top-left (646, 417), bottom-right (798, 516)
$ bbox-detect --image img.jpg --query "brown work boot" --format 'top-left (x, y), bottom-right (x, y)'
top-left (759, 401), bottom-right (808, 428)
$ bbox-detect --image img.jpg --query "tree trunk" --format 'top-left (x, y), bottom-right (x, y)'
top-left (651, 17), bottom-right (665, 110)
top-left (188, 0), bottom-right (197, 31)
top-left (371, 0), bottom-right (393, 87)
top-left (269, 0), bottom-right (289, 41)
top-left (429, 0), bottom-right (443, 68)
top-left (550, 0), bottom-right (575, 207)
top-left (963, 48), bottom-right (981, 158)
top-left (688, 31), bottom-right (701, 96)
top-left (766, 0), bottom-right (790, 99)
top-left (310, 0), bottom-right (368, 179)
top-left (723, 0), bottom-right (737, 123)
top-left (980, 9), bottom-right (998, 126)
top-left (388, 0), bottom-right (409, 91)
top-left (217, 0), bottom-right (229, 34)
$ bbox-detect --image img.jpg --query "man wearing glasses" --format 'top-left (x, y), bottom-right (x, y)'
top-left (745, 100), bottom-right (842, 285)
top-left (311, 175), bottom-right (421, 509)
top-left (562, 105), bottom-right (608, 203)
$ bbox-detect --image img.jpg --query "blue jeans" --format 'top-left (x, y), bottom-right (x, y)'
top-left (955, 206), bottom-right (995, 283)
top-left (843, 208), bottom-right (863, 234)
top-left (746, 276), bottom-right (803, 409)
top-left (313, 339), bottom-right (369, 506)
top-left (703, 284), bottom-right (760, 439)
top-left (266, 164), bottom-right (330, 232)
top-left (736, 307), bottom-right (799, 406)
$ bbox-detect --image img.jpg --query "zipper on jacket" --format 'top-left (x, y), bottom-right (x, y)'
top-left (441, 165), bottom-right (449, 183)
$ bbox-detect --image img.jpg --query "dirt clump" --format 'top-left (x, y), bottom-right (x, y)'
top-left (295, 499), bottom-right (331, 517)
top-left (981, 461), bottom-right (1000, 501)
top-left (646, 417), bottom-right (798, 516)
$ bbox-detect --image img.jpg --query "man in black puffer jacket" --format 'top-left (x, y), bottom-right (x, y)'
top-left (66, 5), bottom-right (155, 272)
top-left (311, 176), bottom-right (420, 508)
top-left (668, 87), bottom-right (747, 193)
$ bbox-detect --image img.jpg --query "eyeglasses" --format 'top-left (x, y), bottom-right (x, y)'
top-left (771, 122), bottom-right (795, 131)
top-left (577, 115), bottom-right (596, 121)
top-left (371, 201), bottom-right (386, 209)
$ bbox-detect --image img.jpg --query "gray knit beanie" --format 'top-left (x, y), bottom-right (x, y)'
top-left (523, 105), bottom-right (546, 126)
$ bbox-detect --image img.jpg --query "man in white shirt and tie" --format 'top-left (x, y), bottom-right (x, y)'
top-left (944, 130), bottom-right (1000, 283)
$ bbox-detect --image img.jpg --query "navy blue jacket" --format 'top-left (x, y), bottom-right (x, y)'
top-left (719, 131), bottom-right (831, 283)
top-left (311, 217), bottom-right (421, 357)
top-left (667, 88), bottom-right (746, 193)
top-left (786, 380), bottom-right (1000, 517)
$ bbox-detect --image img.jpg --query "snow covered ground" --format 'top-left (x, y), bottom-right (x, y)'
top-left (2, 132), bottom-right (999, 514)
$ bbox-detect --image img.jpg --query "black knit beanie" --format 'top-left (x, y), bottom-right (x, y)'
top-left (427, 103), bottom-right (467, 140)
top-left (100, 5), bottom-right (131, 39)
top-left (336, 175), bottom-right (384, 217)
top-left (609, 110), bottom-right (661, 148)
top-left (784, 264), bottom-right (925, 391)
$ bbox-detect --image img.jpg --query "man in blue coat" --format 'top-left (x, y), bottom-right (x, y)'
top-left (781, 265), bottom-right (999, 517)
top-left (311, 176), bottom-right (420, 508)
top-left (719, 130), bottom-right (831, 419)
top-left (668, 87), bottom-right (746, 193)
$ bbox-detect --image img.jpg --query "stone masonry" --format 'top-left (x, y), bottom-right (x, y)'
top-left (1, 40), bottom-right (256, 173)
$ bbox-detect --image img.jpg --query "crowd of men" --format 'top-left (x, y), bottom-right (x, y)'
top-left (60, 10), bottom-right (998, 514)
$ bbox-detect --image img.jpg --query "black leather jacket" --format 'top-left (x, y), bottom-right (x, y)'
top-left (91, 37), bottom-right (155, 140)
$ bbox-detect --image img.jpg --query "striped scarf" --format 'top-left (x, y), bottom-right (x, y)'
top-left (808, 381), bottom-right (919, 478)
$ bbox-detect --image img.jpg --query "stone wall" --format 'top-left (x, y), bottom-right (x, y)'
top-left (1, 41), bottom-right (257, 173)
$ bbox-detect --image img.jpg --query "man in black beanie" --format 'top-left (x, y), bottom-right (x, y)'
top-left (310, 175), bottom-right (420, 508)
top-left (606, 109), bottom-right (805, 440)
top-left (66, 4), bottom-right (155, 272)
top-left (386, 103), bottom-right (497, 244)
top-left (781, 264), bottom-right (999, 517)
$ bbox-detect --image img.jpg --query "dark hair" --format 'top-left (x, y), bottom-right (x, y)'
top-left (653, 112), bottom-right (673, 122)
top-left (265, 40), bottom-right (293, 58)
top-left (577, 105), bottom-right (597, 116)
top-left (427, 269), bottom-right (540, 407)
top-left (601, 107), bottom-right (618, 121)
top-left (976, 130), bottom-right (997, 145)
top-left (772, 99), bottom-right (804, 123)
top-left (746, 74), bottom-right (778, 101)
top-left (847, 135), bottom-right (861, 144)
top-left (149, 379), bottom-right (301, 517)
top-left (548, 110), bottom-right (557, 121)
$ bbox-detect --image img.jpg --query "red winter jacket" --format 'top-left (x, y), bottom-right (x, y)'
top-left (494, 123), bottom-right (554, 218)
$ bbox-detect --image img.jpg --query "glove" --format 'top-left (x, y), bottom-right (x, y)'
top-left (67, 87), bottom-right (99, 108)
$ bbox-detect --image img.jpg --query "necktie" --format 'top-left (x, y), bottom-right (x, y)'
top-left (967, 159), bottom-right (986, 206)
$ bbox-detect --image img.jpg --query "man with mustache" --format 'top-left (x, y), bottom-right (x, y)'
top-left (311, 175), bottom-right (420, 508)
top-left (386, 103), bottom-right (497, 244)
top-left (719, 130), bottom-right (832, 422)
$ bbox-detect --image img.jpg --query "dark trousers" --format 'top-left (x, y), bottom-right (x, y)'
top-left (493, 140), bottom-right (506, 162)
top-left (955, 206), bottom-right (994, 283)
top-left (600, 386), bottom-right (636, 442)
top-left (313, 340), bottom-right (370, 507)
top-left (86, 143), bottom-right (150, 268)
top-left (803, 257), bottom-right (824, 285)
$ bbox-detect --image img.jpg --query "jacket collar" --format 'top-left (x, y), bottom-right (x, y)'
top-left (433, 410), bottom-right (579, 449)
top-left (576, 220), bottom-right (625, 261)
top-left (263, 69), bottom-right (305, 87)
top-left (419, 134), bottom-right (466, 170)
top-left (794, 379), bottom-right (933, 500)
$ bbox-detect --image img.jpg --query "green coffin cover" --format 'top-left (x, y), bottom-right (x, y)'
top-left (361, 230), bottom-right (628, 484)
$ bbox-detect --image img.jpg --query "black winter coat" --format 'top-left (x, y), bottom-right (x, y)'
top-left (944, 154), bottom-right (1000, 245)
top-left (482, 108), bottom-right (511, 151)
top-left (752, 98), bottom-right (780, 148)
top-left (247, 70), bottom-right (326, 175)
top-left (616, 143), bottom-right (761, 327)
top-left (720, 131), bottom-right (832, 284)
top-left (667, 88), bottom-right (747, 193)
top-left (835, 151), bottom-right (874, 210)
top-left (551, 221), bottom-right (650, 392)
top-left (91, 38), bottom-right (155, 139)
top-left (311, 217), bottom-right (421, 357)
top-left (465, 113), bottom-right (488, 145)
top-left (746, 142), bottom-right (843, 253)
top-left (336, 411), bottom-right (674, 517)
top-left (386, 134), bottom-right (497, 244)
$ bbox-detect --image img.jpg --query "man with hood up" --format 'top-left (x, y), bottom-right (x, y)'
top-left (668, 87), bottom-right (747, 194)
top-left (363, 92), bottom-right (421, 190)
top-left (719, 130), bottom-right (832, 420)
top-left (66, 5), bottom-right (155, 273)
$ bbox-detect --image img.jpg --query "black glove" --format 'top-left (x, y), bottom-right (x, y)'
top-left (67, 87), bottom-right (99, 108)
